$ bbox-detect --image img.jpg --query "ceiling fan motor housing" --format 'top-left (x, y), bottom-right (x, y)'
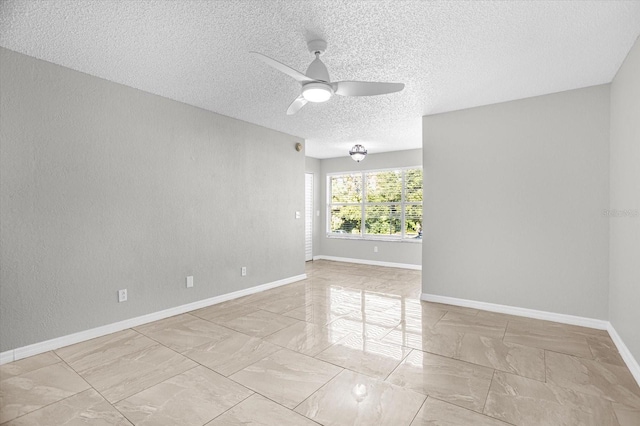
top-left (305, 39), bottom-right (330, 82)
top-left (306, 56), bottom-right (330, 82)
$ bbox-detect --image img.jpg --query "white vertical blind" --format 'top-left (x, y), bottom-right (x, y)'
top-left (305, 173), bottom-right (313, 261)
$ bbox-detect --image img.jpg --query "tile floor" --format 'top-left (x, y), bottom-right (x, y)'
top-left (1, 260), bottom-right (639, 425)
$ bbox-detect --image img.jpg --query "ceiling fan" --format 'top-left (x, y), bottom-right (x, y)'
top-left (250, 39), bottom-right (405, 115)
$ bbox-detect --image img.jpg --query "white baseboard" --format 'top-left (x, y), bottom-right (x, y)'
top-left (313, 255), bottom-right (421, 271)
top-left (0, 274), bottom-right (307, 365)
top-left (421, 292), bottom-right (640, 387)
top-left (607, 323), bottom-right (640, 386)
top-left (421, 293), bottom-right (609, 329)
top-left (0, 351), bottom-right (13, 365)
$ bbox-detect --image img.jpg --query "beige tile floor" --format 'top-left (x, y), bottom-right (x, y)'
top-left (1, 260), bottom-right (639, 425)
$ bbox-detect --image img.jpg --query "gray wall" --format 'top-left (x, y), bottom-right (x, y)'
top-left (0, 48), bottom-right (305, 352)
top-left (609, 37), bottom-right (640, 361)
top-left (305, 157), bottom-right (321, 258)
top-left (319, 149), bottom-right (422, 266)
top-left (422, 85), bottom-right (610, 319)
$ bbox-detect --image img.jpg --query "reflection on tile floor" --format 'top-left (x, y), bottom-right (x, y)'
top-left (1, 260), bottom-right (639, 425)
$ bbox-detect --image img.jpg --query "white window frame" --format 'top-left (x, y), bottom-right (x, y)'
top-left (326, 166), bottom-right (422, 242)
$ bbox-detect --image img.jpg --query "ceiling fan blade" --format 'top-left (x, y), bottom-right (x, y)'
top-left (331, 81), bottom-right (405, 97)
top-left (250, 52), bottom-right (316, 83)
top-left (287, 95), bottom-right (308, 115)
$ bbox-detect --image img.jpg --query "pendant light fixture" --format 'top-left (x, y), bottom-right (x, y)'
top-left (349, 144), bottom-right (367, 162)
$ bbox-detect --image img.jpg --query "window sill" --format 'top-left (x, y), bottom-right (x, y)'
top-left (326, 235), bottom-right (422, 243)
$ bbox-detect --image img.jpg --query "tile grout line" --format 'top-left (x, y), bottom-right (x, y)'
top-left (61, 353), bottom-right (137, 426)
top-left (53, 328), bottom-right (156, 408)
top-left (178, 305), bottom-right (300, 343)
top-left (102, 331), bottom-right (281, 425)
top-left (502, 333), bottom-right (614, 365)
top-left (201, 389), bottom-right (255, 425)
top-left (226, 388), bottom-right (323, 425)
top-left (481, 369), bottom-right (496, 415)
top-left (1, 352), bottom-right (64, 378)
top-left (545, 350), bottom-right (640, 397)
top-left (407, 395), bottom-right (428, 425)
top-left (543, 346), bottom-right (604, 364)
top-left (291, 366), bottom-right (345, 412)
top-left (429, 394), bottom-right (519, 426)
top-left (218, 346), bottom-right (344, 418)
top-left (408, 345), bottom-right (500, 373)
top-left (97, 328), bottom-right (234, 409)
top-left (132, 326), bottom-right (271, 390)
top-left (55, 339), bottom-right (142, 423)
top-left (0, 358), bottom-right (101, 425)
top-left (382, 346), bottom-right (414, 382)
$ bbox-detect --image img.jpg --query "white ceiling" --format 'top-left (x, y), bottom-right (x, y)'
top-left (1, 1), bottom-right (639, 158)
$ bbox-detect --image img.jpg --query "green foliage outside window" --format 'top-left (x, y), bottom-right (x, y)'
top-left (328, 168), bottom-right (422, 239)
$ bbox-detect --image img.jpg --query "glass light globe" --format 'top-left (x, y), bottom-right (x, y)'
top-left (349, 144), bottom-right (368, 162)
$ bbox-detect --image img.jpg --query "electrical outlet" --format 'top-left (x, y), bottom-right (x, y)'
top-left (241, 266), bottom-right (247, 276)
top-left (295, 211), bottom-right (301, 219)
top-left (186, 276), bottom-right (193, 288)
top-left (374, 246), bottom-right (378, 253)
top-left (118, 289), bottom-right (127, 303)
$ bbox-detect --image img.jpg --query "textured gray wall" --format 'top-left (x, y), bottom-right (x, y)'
top-left (0, 48), bottom-right (305, 352)
top-left (319, 149), bottom-right (422, 266)
top-left (609, 36), bottom-right (640, 361)
top-left (422, 85), bottom-right (610, 319)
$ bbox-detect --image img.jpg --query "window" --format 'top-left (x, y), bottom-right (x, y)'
top-left (327, 167), bottom-right (423, 240)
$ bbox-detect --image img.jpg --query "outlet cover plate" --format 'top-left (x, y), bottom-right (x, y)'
top-left (118, 289), bottom-right (127, 303)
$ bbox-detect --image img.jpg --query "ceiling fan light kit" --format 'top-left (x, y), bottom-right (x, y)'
top-left (250, 39), bottom-right (405, 115)
top-left (302, 83), bottom-right (333, 102)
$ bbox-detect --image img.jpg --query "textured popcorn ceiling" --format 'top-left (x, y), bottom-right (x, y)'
top-left (1, 1), bottom-right (640, 158)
